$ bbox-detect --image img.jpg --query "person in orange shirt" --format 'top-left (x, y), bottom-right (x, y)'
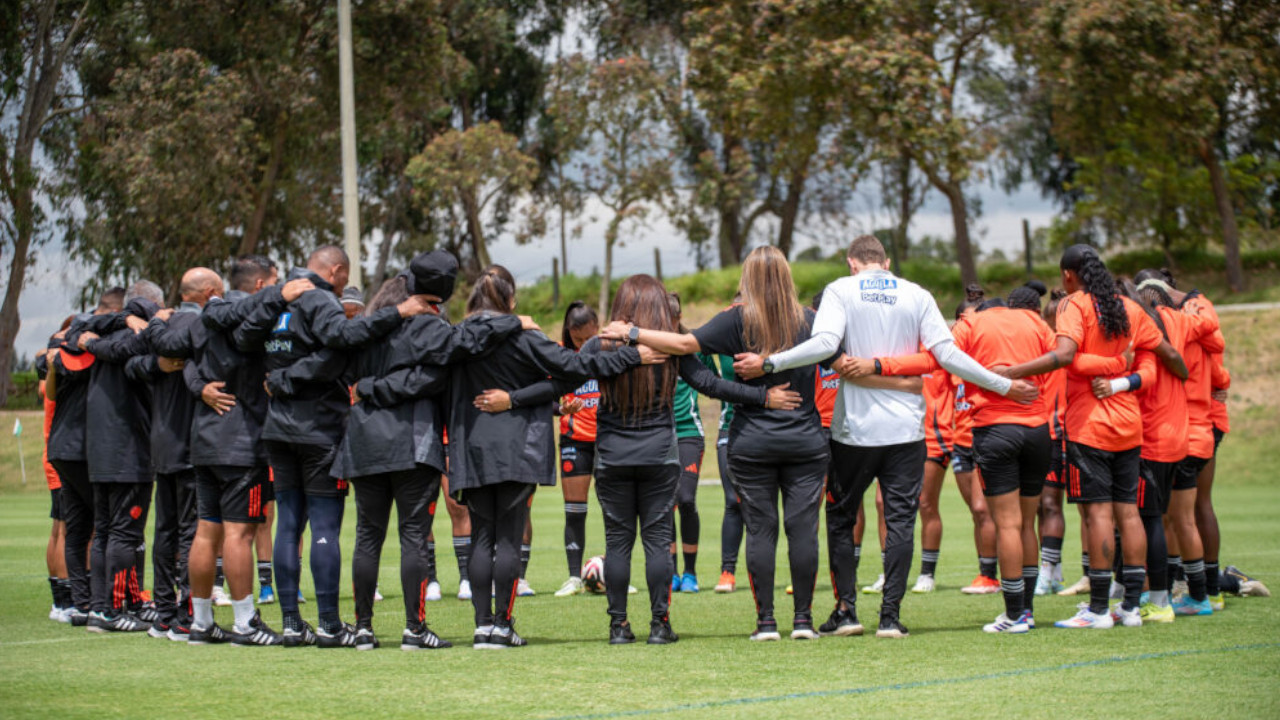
top-left (39, 317), bottom-right (76, 621)
top-left (1000, 245), bottom-right (1187, 630)
top-left (1034, 290), bottom-right (1072, 596)
top-left (952, 294), bottom-right (1001, 596)
top-left (553, 301), bottom-right (601, 597)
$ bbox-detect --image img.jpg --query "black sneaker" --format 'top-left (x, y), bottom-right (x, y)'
top-left (188, 622), bottom-right (229, 645)
top-left (790, 615), bottom-right (819, 640)
top-left (401, 624), bottom-right (452, 650)
top-left (473, 625), bottom-right (495, 649)
top-left (490, 623), bottom-right (527, 648)
top-left (88, 611), bottom-right (148, 633)
top-left (818, 607), bottom-right (864, 637)
top-left (875, 618), bottom-right (909, 639)
top-left (609, 619), bottom-right (636, 645)
top-left (147, 619), bottom-right (171, 639)
top-left (316, 621), bottom-right (359, 649)
top-left (230, 611), bottom-right (283, 646)
top-left (69, 609), bottom-right (89, 627)
top-left (282, 617), bottom-right (317, 647)
top-left (354, 625), bottom-right (379, 651)
top-left (749, 615), bottom-right (781, 642)
top-left (647, 620), bottom-right (679, 645)
top-left (135, 603), bottom-right (161, 624)
top-left (166, 619), bottom-right (190, 642)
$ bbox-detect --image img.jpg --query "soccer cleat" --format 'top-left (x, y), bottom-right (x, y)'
top-left (490, 624), bottom-right (527, 648)
top-left (282, 619), bottom-right (318, 647)
top-left (457, 580), bottom-right (473, 601)
top-left (1172, 596), bottom-right (1213, 616)
top-left (680, 573), bottom-right (699, 594)
top-left (911, 575), bottom-right (936, 594)
top-left (166, 620), bottom-right (190, 642)
top-left (401, 624), bottom-right (452, 650)
top-left (516, 578), bottom-right (536, 597)
top-left (88, 611), bottom-right (148, 633)
top-left (671, 574), bottom-right (682, 593)
top-left (258, 585), bottom-right (276, 605)
top-left (1058, 575), bottom-right (1091, 596)
top-left (961, 575), bottom-right (1000, 595)
top-left (1017, 609), bottom-right (1035, 629)
top-left (188, 622), bottom-right (229, 645)
top-left (425, 581), bottom-right (443, 602)
top-left (714, 571), bottom-right (736, 593)
top-left (147, 620), bottom-right (171, 639)
top-left (818, 608), bottom-right (864, 637)
top-left (49, 605), bottom-right (71, 623)
top-left (316, 622), bottom-right (359, 648)
top-left (68, 609), bottom-right (89, 627)
top-left (982, 613), bottom-right (1030, 634)
top-left (374, 587), bottom-right (384, 602)
top-left (353, 625), bottom-right (379, 651)
top-left (609, 619), bottom-right (636, 645)
top-left (1110, 603), bottom-right (1143, 628)
top-left (1170, 579), bottom-right (1189, 599)
top-left (790, 618), bottom-right (819, 641)
top-left (875, 619), bottom-right (910, 639)
top-left (230, 611), bottom-right (283, 647)
top-left (1054, 605), bottom-right (1114, 629)
top-left (628, 585), bottom-right (638, 595)
top-left (473, 625), bottom-right (495, 649)
top-left (862, 575), bottom-right (885, 594)
top-left (1209, 594), bottom-right (1225, 611)
top-left (212, 585), bottom-right (232, 607)
top-left (1225, 566), bottom-right (1271, 597)
top-left (648, 620), bottom-right (679, 645)
top-left (135, 603), bottom-right (161, 624)
top-left (555, 577), bottom-right (585, 597)
top-left (750, 620), bottom-right (781, 642)
top-left (1139, 603), bottom-right (1175, 624)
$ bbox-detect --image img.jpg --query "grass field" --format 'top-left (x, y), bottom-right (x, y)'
top-left (1, 312), bottom-right (1278, 719)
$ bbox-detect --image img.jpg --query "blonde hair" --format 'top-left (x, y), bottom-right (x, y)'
top-left (738, 246), bottom-right (805, 355)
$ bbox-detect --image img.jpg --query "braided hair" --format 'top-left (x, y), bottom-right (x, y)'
top-left (1061, 245), bottom-right (1129, 341)
top-left (955, 283), bottom-right (986, 320)
top-left (1007, 280), bottom-right (1047, 312)
top-left (1118, 278), bottom-right (1168, 341)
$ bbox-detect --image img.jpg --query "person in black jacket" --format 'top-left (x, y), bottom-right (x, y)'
top-left (447, 265), bottom-right (666, 649)
top-left (74, 281), bottom-right (165, 633)
top-left (232, 245), bottom-right (436, 648)
top-left (125, 267), bottom-right (223, 638)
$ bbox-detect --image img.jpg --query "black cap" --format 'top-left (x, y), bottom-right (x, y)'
top-left (407, 250), bottom-right (458, 301)
top-left (341, 287), bottom-right (365, 307)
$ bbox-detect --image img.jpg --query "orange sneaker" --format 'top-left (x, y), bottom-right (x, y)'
top-left (961, 575), bottom-right (1000, 594)
top-left (140, 589), bottom-right (152, 603)
top-left (714, 571), bottom-right (736, 593)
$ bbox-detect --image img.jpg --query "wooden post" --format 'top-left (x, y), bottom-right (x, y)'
top-left (1022, 218), bottom-right (1033, 278)
top-left (654, 247), bottom-right (663, 283)
top-left (552, 258), bottom-right (560, 307)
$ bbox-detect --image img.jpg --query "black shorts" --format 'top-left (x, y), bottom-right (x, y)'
top-left (951, 445), bottom-right (974, 474)
top-left (1138, 459), bottom-right (1178, 517)
top-left (972, 424), bottom-right (1051, 498)
top-left (1044, 436), bottom-right (1067, 489)
top-left (265, 440), bottom-right (347, 498)
top-left (1066, 442), bottom-right (1141, 504)
top-left (560, 438), bottom-right (596, 478)
top-left (1175, 455), bottom-right (1210, 492)
top-left (1213, 427), bottom-right (1225, 453)
top-left (50, 487), bottom-right (63, 521)
top-left (196, 465), bottom-right (269, 524)
top-left (262, 471), bottom-right (276, 503)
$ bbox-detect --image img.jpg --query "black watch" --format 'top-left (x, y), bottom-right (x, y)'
top-left (627, 325), bottom-right (641, 345)
top-left (762, 358), bottom-right (775, 374)
top-left (874, 359), bottom-right (883, 375)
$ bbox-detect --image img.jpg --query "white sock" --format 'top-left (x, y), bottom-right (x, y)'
top-left (1149, 590), bottom-right (1170, 608)
top-left (231, 595), bottom-right (255, 629)
top-left (192, 597), bottom-right (214, 630)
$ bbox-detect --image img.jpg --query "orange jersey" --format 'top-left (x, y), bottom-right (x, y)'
top-left (814, 365), bottom-right (839, 429)
top-left (1210, 354), bottom-right (1230, 434)
top-left (1135, 308), bottom-right (1198, 462)
top-left (951, 307), bottom-right (1055, 428)
top-left (1044, 368), bottom-right (1066, 440)
top-left (924, 365), bottom-right (956, 457)
top-left (1180, 294), bottom-right (1225, 457)
top-left (1055, 292), bottom-right (1164, 452)
top-left (42, 396), bottom-right (60, 490)
top-left (559, 379), bottom-right (599, 442)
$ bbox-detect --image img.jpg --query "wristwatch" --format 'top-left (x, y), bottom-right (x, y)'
top-left (762, 358), bottom-right (775, 374)
top-left (627, 325), bottom-right (641, 345)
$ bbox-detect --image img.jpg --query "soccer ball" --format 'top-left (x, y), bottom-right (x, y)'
top-left (581, 555), bottom-right (606, 594)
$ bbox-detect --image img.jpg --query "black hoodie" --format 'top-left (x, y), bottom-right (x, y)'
top-left (82, 298), bottom-right (159, 483)
top-left (125, 302), bottom-right (202, 474)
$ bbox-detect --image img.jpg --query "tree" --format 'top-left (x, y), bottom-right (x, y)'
top-left (0, 0), bottom-right (95, 406)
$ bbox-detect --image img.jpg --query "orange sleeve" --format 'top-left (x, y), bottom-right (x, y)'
top-left (1133, 350), bottom-right (1159, 392)
top-left (1055, 295), bottom-right (1086, 347)
top-left (880, 351), bottom-right (941, 376)
top-left (1072, 351), bottom-right (1127, 377)
top-left (1211, 360), bottom-right (1231, 389)
top-left (1131, 310), bottom-right (1164, 351)
top-left (1199, 330), bottom-right (1226, 354)
top-left (1183, 304), bottom-right (1220, 340)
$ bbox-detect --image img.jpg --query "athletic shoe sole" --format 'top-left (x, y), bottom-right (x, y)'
top-left (790, 629), bottom-right (819, 640)
top-left (749, 631), bottom-right (781, 642)
top-left (819, 624), bottom-right (864, 637)
top-left (875, 628), bottom-right (909, 639)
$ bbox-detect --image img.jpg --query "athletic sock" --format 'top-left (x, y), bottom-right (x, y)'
top-left (1168, 555), bottom-right (1183, 585)
top-left (319, 613), bottom-right (342, 635)
top-left (520, 544), bottom-right (532, 580)
top-left (453, 536), bottom-right (471, 582)
top-left (426, 541), bottom-right (438, 583)
top-left (979, 556), bottom-right (998, 581)
top-left (1088, 570), bottom-right (1111, 614)
top-left (564, 502), bottom-right (588, 578)
top-left (683, 551), bottom-right (698, 577)
top-left (48, 577), bottom-right (61, 607)
top-left (671, 552), bottom-right (678, 578)
top-left (1001, 578), bottom-right (1024, 619)
top-left (1121, 565), bottom-right (1145, 611)
top-left (1022, 566), bottom-right (1038, 614)
top-left (1081, 552), bottom-right (1090, 579)
top-left (214, 558), bottom-right (225, 589)
top-left (192, 597), bottom-right (214, 630)
top-left (55, 578), bottom-right (73, 609)
top-left (1041, 536), bottom-right (1063, 565)
top-left (1206, 562), bottom-right (1221, 596)
top-left (920, 549), bottom-right (939, 577)
top-left (1185, 558), bottom-right (1208, 601)
top-left (1149, 589), bottom-right (1170, 608)
top-left (231, 595), bottom-right (255, 630)
top-left (257, 561), bottom-right (272, 588)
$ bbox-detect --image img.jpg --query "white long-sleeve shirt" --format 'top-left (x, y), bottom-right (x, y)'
top-left (768, 268), bottom-right (1012, 447)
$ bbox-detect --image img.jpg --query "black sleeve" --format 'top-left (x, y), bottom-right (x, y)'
top-left (509, 379), bottom-right (575, 409)
top-left (308, 293), bottom-right (403, 349)
top-left (203, 291), bottom-right (268, 332)
top-left (691, 307), bottom-right (744, 356)
top-left (678, 354), bottom-right (767, 406)
top-left (389, 314), bottom-right (523, 369)
top-left (84, 330), bottom-right (149, 364)
top-left (64, 312), bottom-right (126, 348)
top-left (145, 317), bottom-right (194, 358)
top-left (124, 354), bottom-right (161, 384)
top-left (265, 348), bottom-right (349, 397)
top-left (230, 286), bottom-right (290, 351)
top-left (354, 366), bottom-right (451, 408)
top-left (182, 357), bottom-right (210, 397)
top-left (34, 353), bottom-right (48, 381)
top-left (522, 333), bottom-right (641, 384)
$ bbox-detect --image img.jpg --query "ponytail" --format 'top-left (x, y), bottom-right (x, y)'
top-left (466, 265), bottom-right (517, 316)
top-left (1061, 245), bottom-right (1128, 341)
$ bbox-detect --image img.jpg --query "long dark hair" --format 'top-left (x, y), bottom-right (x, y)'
top-left (366, 274), bottom-right (409, 315)
top-left (739, 246), bottom-right (805, 355)
top-left (561, 300), bottom-right (597, 349)
top-left (466, 265), bottom-right (517, 316)
top-left (1061, 245), bottom-right (1129, 340)
top-left (601, 275), bottom-right (676, 422)
top-left (667, 292), bottom-right (688, 334)
top-left (1043, 288), bottom-right (1068, 327)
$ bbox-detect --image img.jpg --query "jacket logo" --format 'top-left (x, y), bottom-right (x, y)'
top-left (272, 313), bottom-right (291, 334)
top-left (859, 278), bottom-right (897, 291)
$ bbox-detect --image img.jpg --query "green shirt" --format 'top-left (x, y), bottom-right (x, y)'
top-left (674, 352), bottom-right (717, 439)
top-left (717, 354), bottom-right (735, 435)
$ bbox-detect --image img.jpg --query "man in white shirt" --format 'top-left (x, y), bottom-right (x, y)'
top-left (735, 235), bottom-right (1036, 638)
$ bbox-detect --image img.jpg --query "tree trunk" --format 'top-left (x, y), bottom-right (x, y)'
top-left (460, 186), bottom-right (490, 272)
top-left (557, 162), bottom-right (568, 274)
top-left (775, 168), bottom-right (807, 260)
top-left (237, 119), bottom-right (288, 257)
top-left (896, 151), bottom-right (912, 262)
top-left (716, 136), bottom-right (745, 268)
top-left (0, 186), bottom-right (34, 406)
top-left (599, 216), bottom-right (621, 321)
top-left (1198, 138), bottom-right (1245, 293)
top-left (941, 182), bottom-right (977, 287)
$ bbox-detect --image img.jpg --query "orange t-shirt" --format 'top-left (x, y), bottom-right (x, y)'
top-left (559, 379), bottom-right (599, 442)
top-left (924, 365), bottom-right (955, 457)
top-left (1180, 294), bottom-right (1224, 458)
top-left (1044, 368), bottom-right (1066, 440)
top-left (1135, 308), bottom-right (1196, 462)
top-left (951, 307), bottom-right (1055, 428)
top-left (1055, 292), bottom-right (1164, 452)
top-left (1210, 356), bottom-right (1230, 434)
top-left (814, 365), bottom-right (839, 429)
top-left (42, 395), bottom-right (60, 490)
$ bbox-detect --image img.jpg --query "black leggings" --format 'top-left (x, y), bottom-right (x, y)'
top-left (465, 482), bottom-right (534, 627)
top-left (596, 464), bottom-right (679, 624)
top-left (717, 439), bottom-right (743, 573)
top-left (351, 468), bottom-right (441, 627)
top-left (90, 482), bottom-right (152, 613)
top-left (52, 460), bottom-right (93, 611)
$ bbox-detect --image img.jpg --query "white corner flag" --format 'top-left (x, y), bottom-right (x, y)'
top-left (13, 418), bottom-right (26, 485)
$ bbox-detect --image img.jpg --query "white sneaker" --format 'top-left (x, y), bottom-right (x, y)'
top-left (1054, 604), bottom-right (1114, 629)
top-left (862, 574), bottom-right (885, 594)
top-left (49, 605), bottom-right (71, 623)
top-left (212, 585), bottom-right (232, 607)
top-left (1171, 579), bottom-right (1189, 599)
top-left (982, 613), bottom-right (1030, 634)
top-left (425, 581), bottom-right (442, 602)
top-left (554, 577), bottom-right (585, 597)
top-left (374, 587), bottom-right (384, 602)
top-left (1111, 602), bottom-right (1143, 628)
top-left (457, 579), bottom-right (473, 601)
top-left (628, 585), bottom-right (638, 595)
top-left (1058, 575), bottom-right (1091, 596)
top-left (1240, 580), bottom-right (1271, 598)
top-left (911, 575), bottom-right (936, 594)
top-left (516, 578), bottom-right (535, 597)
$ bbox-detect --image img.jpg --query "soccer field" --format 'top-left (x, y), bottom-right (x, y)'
top-left (1, 406), bottom-right (1278, 719)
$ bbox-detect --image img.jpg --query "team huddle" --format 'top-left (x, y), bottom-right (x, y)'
top-left (34, 235), bottom-right (1269, 650)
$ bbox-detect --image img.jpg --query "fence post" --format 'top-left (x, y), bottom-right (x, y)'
top-left (1023, 218), bottom-right (1033, 278)
top-left (654, 247), bottom-right (663, 283)
top-left (552, 258), bottom-right (560, 307)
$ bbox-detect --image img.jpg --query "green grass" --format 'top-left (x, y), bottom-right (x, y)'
top-left (1, 412), bottom-right (1278, 718)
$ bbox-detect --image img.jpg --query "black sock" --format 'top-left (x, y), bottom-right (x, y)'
top-left (1206, 562), bottom-right (1220, 596)
top-left (56, 578), bottom-right (73, 609)
top-left (257, 561), bottom-right (272, 588)
top-left (215, 558), bottom-right (225, 588)
top-left (426, 541), bottom-right (437, 583)
top-left (1022, 566), bottom-right (1038, 615)
top-left (671, 552), bottom-right (678, 578)
top-left (920, 549), bottom-right (939, 577)
top-left (1168, 555), bottom-right (1183, 585)
top-left (1041, 536), bottom-right (1063, 565)
top-left (453, 536), bottom-right (471, 582)
top-left (1185, 558), bottom-right (1208, 601)
top-left (980, 557), bottom-right (998, 581)
top-left (319, 613), bottom-right (341, 634)
top-left (1001, 578), bottom-right (1024, 619)
top-left (520, 544), bottom-right (531, 580)
top-left (564, 502), bottom-right (588, 578)
top-left (1088, 569), bottom-right (1111, 614)
top-left (1081, 552), bottom-right (1090, 579)
top-left (1121, 565), bottom-right (1145, 611)
top-left (48, 577), bottom-right (61, 607)
top-left (683, 551), bottom-right (697, 577)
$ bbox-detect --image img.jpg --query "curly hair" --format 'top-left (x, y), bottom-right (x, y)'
top-left (1007, 281), bottom-right (1047, 312)
top-left (1061, 245), bottom-right (1128, 341)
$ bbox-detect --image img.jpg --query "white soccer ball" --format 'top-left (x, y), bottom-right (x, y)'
top-left (581, 555), bottom-right (607, 594)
